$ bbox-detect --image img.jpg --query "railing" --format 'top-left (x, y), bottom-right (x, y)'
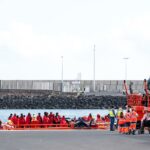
top-left (14, 124), bottom-right (72, 130)
top-left (3, 122), bottom-right (110, 130)
top-left (96, 122), bottom-right (110, 129)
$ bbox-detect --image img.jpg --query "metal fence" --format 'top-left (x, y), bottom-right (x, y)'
top-left (0, 80), bottom-right (144, 93)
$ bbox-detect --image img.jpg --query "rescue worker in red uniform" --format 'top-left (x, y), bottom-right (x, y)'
top-left (43, 112), bottom-right (49, 124)
top-left (8, 114), bottom-right (13, 121)
top-left (96, 114), bottom-right (101, 123)
top-left (124, 109), bottom-right (131, 134)
top-left (19, 114), bottom-right (25, 128)
top-left (11, 114), bottom-right (17, 125)
top-left (54, 112), bottom-right (61, 124)
top-left (104, 115), bottom-right (110, 122)
top-left (60, 116), bottom-right (67, 127)
top-left (96, 114), bottom-right (103, 128)
top-left (130, 108), bottom-right (138, 135)
top-left (49, 112), bottom-right (54, 124)
top-left (118, 112), bottom-right (125, 133)
top-left (37, 113), bottom-right (43, 124)
top-left (26, 113), bottom-right (32, 124)
top-left (87, 113), bottom-right (93, 122)
top-left (31, 114), bottom-right (38, 124)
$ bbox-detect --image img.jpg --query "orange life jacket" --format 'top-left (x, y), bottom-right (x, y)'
top-left (130, 111), bottom-right (138, 122)
top-left (125, 112), bottom-right (131, 122)
top-left (118, 118), bottom-right (125, 125)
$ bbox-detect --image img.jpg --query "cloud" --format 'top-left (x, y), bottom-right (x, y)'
top-left (0, 31), bottom-right (11, 45)
top-left (0, 13), bottom-right (150, 80)
top-left (0, 21), bottom-right (85, 60)
top-left (1, 13), bottom-right (150, 61)
top-left (103, 13), bottom-right (150, 58)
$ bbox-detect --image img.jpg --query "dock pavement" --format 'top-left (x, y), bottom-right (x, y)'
top-left (0, 130), bottom-right (149, 150)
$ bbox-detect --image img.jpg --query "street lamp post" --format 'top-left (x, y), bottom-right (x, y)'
top-left (93, 45), bottom-right (96, 92)
top-left (61, 56), bottom-right (63, 92)
top-left (123, 57), bottom-right (129, 81)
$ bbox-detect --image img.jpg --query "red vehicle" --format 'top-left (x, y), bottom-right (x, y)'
top-left (124, 79), bottom-right (150, 129)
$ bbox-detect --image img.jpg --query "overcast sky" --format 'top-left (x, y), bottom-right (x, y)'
top-left (0, 0), bottom-right (150, 80)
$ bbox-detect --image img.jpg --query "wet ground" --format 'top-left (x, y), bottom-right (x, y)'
top-left (0, 130), bottom-right (149, 150)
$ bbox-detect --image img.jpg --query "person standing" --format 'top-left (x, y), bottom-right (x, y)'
top-left (116, 107), bottom-right (123, 129)
top-left (109, 107), bottom-right (116, 131)
top-left (124, 109), bottom-right (131, 134)
top-left (140, 108), bottom-right (150, 134)
top-left (130, 108), bottom-right (138, 134)
top-left (118, 112), bottom-right (125, 133)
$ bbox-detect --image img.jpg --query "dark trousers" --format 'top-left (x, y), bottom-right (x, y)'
top-left (74, 118), bottom-right (93, 128)
top-left (141, 120), bottom-right (150, 131)
top-left (110, 117), bottom-right (115, 131)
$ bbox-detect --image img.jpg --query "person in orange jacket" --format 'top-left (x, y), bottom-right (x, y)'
top-left (124, 109), bottom-right (131, 134)
top-left (130, 108), bottom-right (138, 135)
top-left (118, 112), bottom-right (126, 133)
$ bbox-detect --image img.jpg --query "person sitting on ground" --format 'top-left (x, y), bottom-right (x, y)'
top-left (104, 115), bottom-right (110, 122)
top-left (19, 114), bottom-right (26, 127)
top-left (54, 112), bottom-right (61, 124)
top-left (26, 113), bottom-right (32, 124)
top-left (43, 112), bottom-right (49, 124)
top-left (8, 114), bottom-right (13, 120)
top-left (16, 115), bottom-right (19, 125)
top-left (49, 112), bottom-right (54, 124)
top-left (60, 116), bottom-right (68, 126)
top-left (3, 119), bottom-right (14, 130)
top-left (11, 114), bottom-right (17, 125)
top-left (37, 113), bottom-right (43, 124)
top-left (96, 114), bottom-right (101, 123)
top-left (31, 114), bottom-right (38, 124)
top-left (74, 116), bottom-right (94, 128)
top-left (87, 113), bottom-right (93, 122)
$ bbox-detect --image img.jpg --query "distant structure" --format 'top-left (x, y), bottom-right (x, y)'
top-left (0, 80), bottom-right (144, 94)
